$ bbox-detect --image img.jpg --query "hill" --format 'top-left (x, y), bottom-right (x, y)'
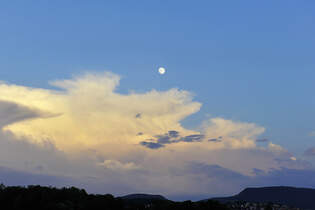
top-left (211, 186), bottom-right (315, 209)
top-left (120, 193), bottom-right (167, 200)
top-left (119, 193), bottom-right (170, 206)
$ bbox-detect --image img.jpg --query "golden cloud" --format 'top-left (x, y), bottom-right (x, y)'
top-left (0, 72), bottom-right (201, 153)
top-left (0, 72), bottom-right (302, 178)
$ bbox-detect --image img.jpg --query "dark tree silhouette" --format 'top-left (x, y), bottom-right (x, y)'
top-left (0, 184), bottom-right (229, 210)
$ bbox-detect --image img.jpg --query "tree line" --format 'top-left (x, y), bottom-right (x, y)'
top-left (0, 184), bottom-right (229, 210)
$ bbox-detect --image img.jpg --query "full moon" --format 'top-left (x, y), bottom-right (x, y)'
top-left (158, 67), bottom-right (166, 75)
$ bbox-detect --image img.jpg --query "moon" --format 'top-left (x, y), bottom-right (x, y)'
top-left (158, 67), bottom-right (166, 75)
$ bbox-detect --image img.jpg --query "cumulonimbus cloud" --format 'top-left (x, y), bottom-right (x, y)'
top-left (0, 72), bottom-right (202, 152)
top-left (0, 72), bottom-right (265, 154)
top-left (0, 71), bottom-right (311, 198)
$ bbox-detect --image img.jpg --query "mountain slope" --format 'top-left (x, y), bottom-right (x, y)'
top-left (212, 186), bottom-right (315, 209)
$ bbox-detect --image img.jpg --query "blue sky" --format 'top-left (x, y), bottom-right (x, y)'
top-left (0, 1), bottom-right (315, 198)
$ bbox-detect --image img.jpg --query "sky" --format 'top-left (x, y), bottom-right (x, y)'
top-left (0, 1), bottom-right (315, 200)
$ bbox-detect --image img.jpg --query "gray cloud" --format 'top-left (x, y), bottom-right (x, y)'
top-left (155, 134), bottom-right (172, 144)
top-left (0, 101), bottom-right (73, 179)
top-left (254, 168), bottom-right (315, 188)
top-left (135, 113), bottom-right (142, 119)
top-left (0, 100), bottom-right (46, 128)
top-left (252, 168), bottom-right (265, 176)
top-left (256, 138), bottom-right (269, 143)
top-left (1, 159), bottom-right (315, 201)
top-left (208, 136), bottom-right (223, 142)
top-left (190, 163), bottom-right (248, 181)
top-left (304, 147), bottom-right (315, 157)
top-left (0, 166), bottom-right (74, 187)
top-left (0, 100), bottom-right (59, 130)
top-left (169, 162), bottom-right (315, 199)
top-left (140, 130), bottom-right (205, 149)
top-left (168, 130), bottom-right (179, 138)
top-left (140, 141), bottom-right (164, 149)
top-left (180, 134), bottom-right (204, 142)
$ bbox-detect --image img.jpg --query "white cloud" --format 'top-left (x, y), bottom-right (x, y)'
top-left (201, 118), bottom-right (264, 149)
top-left (98, 160), bottom-right (141, 171)
top-left (268, 142), bottom-right (287, 153)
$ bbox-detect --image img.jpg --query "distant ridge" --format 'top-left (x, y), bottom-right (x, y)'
top-left (211, 186), bottom-right (315, 209)
top-left (120, 193), bottom-right (167, 200)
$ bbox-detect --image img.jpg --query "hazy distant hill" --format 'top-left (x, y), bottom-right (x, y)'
top-left (211, 186), bottom-right (315, 209)
top-left (120, 193), bottom-right (167, 200)
top-left (119, 193), bottom-right (171, 206)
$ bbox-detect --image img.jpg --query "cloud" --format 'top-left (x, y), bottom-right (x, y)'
top-left (0, 166), bottom-right (75, 187)
top-left (204, 164), bottom-right (315, 196)
top-left (0, 100), bottom-right (72, 175)
top-left (190, 163), bottom-right (248, 181)
top-left (268, 143), bottom-right (287, 153)
top-left (0, 72), bottom-right (201, 152)
top-left (180, 134), bottom-right (204, 142)
top-left (290, 156), bottom-right (297, 161)
top-left (140, 141), bottom-right (164, 149)
top-left (309, 131), bottom-right (315, 137)
top-left (256, 138), bottom-right (269, 143)
top-left (0, 71), bottom-right (312, 199)
top-left (304, 147), bottom-right (315, 157)
top-left (208, 136), bottom-right (222, 142)
top-left (98, 160), bottom-right (141, 171)
top-left (168, 130), bottom-right (179, 138)
top-left (139, 130), bottom-right (205, 149)
top-left (201, 118), bottom-right (264, 149)
top-left (166, 162), bottom-right (315, 199)
top-left (155, 134), bottom-right (172, 144)
top-left (0, 100), bottom-right (53, 128)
